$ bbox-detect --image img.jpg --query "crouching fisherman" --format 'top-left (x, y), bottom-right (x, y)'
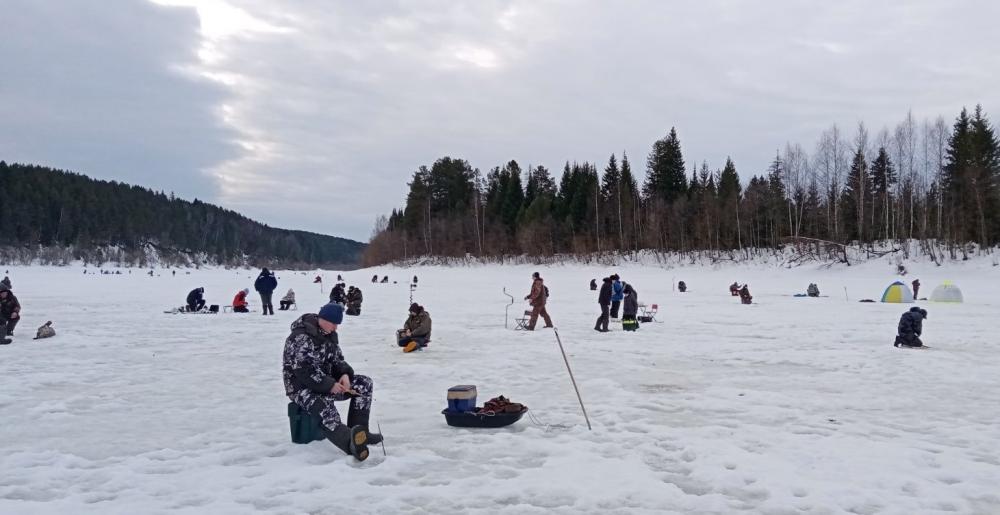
top-left (398, 303), bottom-right (431, 352)
top-left (894, 307), bottom-right (927, 348)
top-left (282, 303), bottom-right (382, 461)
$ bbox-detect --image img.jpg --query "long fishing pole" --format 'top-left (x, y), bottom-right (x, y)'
top-left (553, 328), bottom-right (592, 431)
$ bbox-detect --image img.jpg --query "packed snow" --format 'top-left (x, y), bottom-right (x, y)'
top-left (1, 259), bottom-right (998, 514)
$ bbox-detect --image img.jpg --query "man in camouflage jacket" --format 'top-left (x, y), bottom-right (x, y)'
top-left (283, 303), bottom-right (381, 460)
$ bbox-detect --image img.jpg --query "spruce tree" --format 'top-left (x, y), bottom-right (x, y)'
top-left (643, 127), bottom-right (687, 203)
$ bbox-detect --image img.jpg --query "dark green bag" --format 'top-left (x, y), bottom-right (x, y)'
top-left (287, 402), bottom-right (327, 444)
top-left (622, 318), bottom-right (639, 332)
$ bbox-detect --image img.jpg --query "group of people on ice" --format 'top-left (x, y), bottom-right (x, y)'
top-left (595, 274), bottom-right (639, 332)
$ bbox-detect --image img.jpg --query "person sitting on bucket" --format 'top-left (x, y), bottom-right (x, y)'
top-left (232, 288), bottom-right (250, 313)
top-left (282, 303), bottom-right (381, 461)
top-left (894, 307), bottom-right (928, 348)
top-left (398, 303), bottom-right (432, 352)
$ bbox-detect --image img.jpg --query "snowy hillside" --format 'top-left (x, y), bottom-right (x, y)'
top-left (0, 260), bottom-right (998, 514)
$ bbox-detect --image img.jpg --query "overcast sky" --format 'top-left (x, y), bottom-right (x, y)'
top-left (3, 1), bottom-right (999, 241)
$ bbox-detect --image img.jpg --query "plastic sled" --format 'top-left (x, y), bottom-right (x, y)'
top-left (441, 406), bottom-right (528, 428)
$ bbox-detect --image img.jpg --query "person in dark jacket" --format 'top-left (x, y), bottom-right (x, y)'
top-left (911, 279), bottom-right (921, 299)
top-left (730, 282), bottom-right (740, 296)
top-left (0, 285), bottom-right (21, 342)
top-left (345, 286), bottom-right (363, 316)
top-left (589, 278), bottom-right (597, 291)
top-left (371, 274), bottom-right (378, 283)
top-left (894, 307), bottom-right (927, 348)
top-left (523, 272), bottom-right (553, 330)
top-left (186, 287), bottom-right (206, 312)
top-left (329, 283), bottom-right (347, 305)
top-left (594, 277), bottom-right (612, 332)
top-left (398, 303), bottom-right (432, 352)
top-left (622, 283), bottom-right (639, 331)
top-left (1, 276), bottom-right (11, 290)
top-left (283, 304), bottom-right (381, 461)
top-left (610, 274), bottom-right (624, 319)
top-left (254, 268), bottom-right (278, 315)
top-left (739, 284), bottom-right (753, 305)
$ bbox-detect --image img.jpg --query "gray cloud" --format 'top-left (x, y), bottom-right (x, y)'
top-left (4, 1), bottom-right (1000, 241)
top-left (0, 0), bottom-right (239, 199)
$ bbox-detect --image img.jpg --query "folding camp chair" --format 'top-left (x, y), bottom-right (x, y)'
top-left (514, 310), bottom-right (532, 330)
top-left (638, 303), bottom-right (659, 323)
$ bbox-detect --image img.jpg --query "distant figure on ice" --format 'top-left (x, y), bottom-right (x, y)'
top-left (412, 275), bottom-right (418, 285)
top-left (279, 289), bottom-right (296, 310)
top-left (313, 275), bottom-right (322, 284)
top-left (894, 307), bottom-right (928, 348)
top-left (911, 279), bottom-right (921, 299)
top-left (589, 278), bottom-right (597, 291)
top-left (232, 288), bottom-right (250, 313)
top-left (739, 285), bottom-right (753, 305)
top-left (254, 268), bottom-right (278, 316)
top-left (381, 276), bottom-right (389, 283)
top-left (0, 284), bottom-right (21, 342)
top-left (337, 274), bottom-right (344, 282)
top-left (329, 282), bottom-right (347, 305)
top-left (896, 264), bottom-right (908, 276)
top-left (283, 303), bottom-right (381, 461)
top-left (371, 274), bottom-right (378, 283)
top-left (523, 271), bottom-right (553, 330)
top-left (186, 287), bottom-right (206, 312)
top-left (610, 274), bottom-right (624, 319)
top-left (622, 283), bottom-right (639, 332)
top-left (730, 282), bottom-right (741, 296)
top-left (807, 283), bottom-right (820, 297)
top-left (678, 281), bottom-right (687, 293)
top-left (594, 277), bottom-right (612, 332)
top-left (346, 286), bottom-right (363, 316)
top-left (1, 276), bottom-right (12, 290)
top-left (398, 303), bottom-right (432, 352)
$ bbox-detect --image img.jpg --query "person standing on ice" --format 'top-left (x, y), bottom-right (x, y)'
top-left (186, 287), bottom-right (206, 312)
top-left (622, 283), bottom-right (639, 331)
top-left (911, 279), bottom-right (921, 299)
top-left (523, 272), bottom-right (553, 330)
top-left (894, 307), bottom-right (928, 348)
top-left (283, 303), bottom-right (381, 461)
top-left (254, 268), bottom-right (277, 316)
top-left (609, 274), bottom-right (624, 319)
top-left (0, 284), bottom-right (21, 343)
top-left (594, 277), bottom-right (612, 332)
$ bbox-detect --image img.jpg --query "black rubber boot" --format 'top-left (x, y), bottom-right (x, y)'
top-left (325, 425), bottom-right (369, 461)
top-left (347, 406), bottom-right (383, 445)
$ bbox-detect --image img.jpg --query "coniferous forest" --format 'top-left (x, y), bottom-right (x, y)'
top-left (365, 106), bottom-right (1000, 265)
top-left (0, 162), bottom-right (365, 267)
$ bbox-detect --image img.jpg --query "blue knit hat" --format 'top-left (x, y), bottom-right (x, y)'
top-left (318, 303), bottom-right (344, 324)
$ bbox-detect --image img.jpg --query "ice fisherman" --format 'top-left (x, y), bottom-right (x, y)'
top-left (739, 284), bottom-right (753, 305)
top-left (610, 274), bottom-right (624, 319)
top-left (329, 283), bottom-right (347, 305)
top-left (894, 307), bottom-right (928, 348)
top-left (594, 277), bottom-right (612, 332)
top-left (186, 287), bottom-right (206, 312)
top-left (279, 289), bottom-right (296, 311)
top-left (398, 303), bottom-right (432, 352)
top-left (730, 282), bottom-right (740, 296)
top-left (232, 288), bottom-right (250, 313)
top-left (345, 286), bottom-right (363, 316)
top-left (523, 271), bottom-right (553, 330)
top-left (282, 303), bottom-right (381, 461)
top-left (622, 283), bottom-right (639, 331)
top-left (0, 284), bottom-right (21, 343)
top-left (807, 283), bottom-right (820, 297)
top-left (254, 268), bottom-right (277, 316)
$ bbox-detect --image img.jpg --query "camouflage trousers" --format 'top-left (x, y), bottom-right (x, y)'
top-left (294, 375), bottom-right (373, 431)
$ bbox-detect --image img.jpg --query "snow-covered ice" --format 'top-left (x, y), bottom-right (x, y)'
top-left (1, 260), bottom-right (998, 514)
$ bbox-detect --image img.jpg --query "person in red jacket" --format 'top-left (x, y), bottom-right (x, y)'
top-left (233, 288), bottom-right (250, 313)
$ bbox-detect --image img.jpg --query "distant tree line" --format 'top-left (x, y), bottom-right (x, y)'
top-left (365, 106), bottom-right (1000, 265)
top-left (0, 163), bottom-right (364, 267)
